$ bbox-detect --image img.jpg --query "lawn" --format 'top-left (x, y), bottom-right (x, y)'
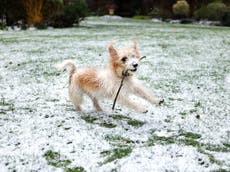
top-left (0, 17), bottom-right (230, 171)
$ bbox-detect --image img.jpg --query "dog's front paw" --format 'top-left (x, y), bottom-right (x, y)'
top-left (136, 107), bottom-right (148, 113)
top-left (140, 108), bottom-right (148, 113)
top-left (142, 109), bottom-right (148, 113)
top-left (156, 99), bottom-right (164, 105)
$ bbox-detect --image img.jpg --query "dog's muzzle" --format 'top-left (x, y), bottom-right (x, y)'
top-left (130, 63), bottom-right (138, 72)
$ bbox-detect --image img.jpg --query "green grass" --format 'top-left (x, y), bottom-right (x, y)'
top-left (81, 115), bottom-right (97, 124)
top-left (146, 130), bottom-right (230, 166)
top-left (105, 134), bottom-right (134, 145)
top-left (0, 97), bottom-right (15, 114)
top-left (81, 115), bottom-right (116, 128)
top-left (127, 119), bottom-right (145, 127)
top-left (100, 147), bottom-right (132, 164)
top-left (99, 122), bottom-right (116, 128)
top-left (179, 131), bottom-right (202, 139)
top-left (43, 150), bottom-right (71, 168)
top-left (66, 167), bottom-right (86, 172)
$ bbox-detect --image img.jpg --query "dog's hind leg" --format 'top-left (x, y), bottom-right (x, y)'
top-left (69, 85), bottom-right (83, 111)
top-left (88, 94), bottom-right (103, 111)
top-left (92, 98), bottom-right (103, 111)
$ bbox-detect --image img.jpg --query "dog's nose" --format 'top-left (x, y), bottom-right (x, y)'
top-left (133, 63), bottom-right (138, 68)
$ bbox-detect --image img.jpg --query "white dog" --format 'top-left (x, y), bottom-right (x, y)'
top-left (58, 38), bottom-right (164, 113)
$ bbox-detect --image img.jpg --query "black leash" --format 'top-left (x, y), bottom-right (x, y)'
top-left (112, 56), bottom-right (146, 110)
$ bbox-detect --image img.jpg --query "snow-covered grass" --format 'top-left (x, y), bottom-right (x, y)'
top-left (0, 17), bottom-right (230, 172)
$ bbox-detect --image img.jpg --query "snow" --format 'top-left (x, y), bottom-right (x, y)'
top-left (0, 17), bottom-right (230, 171)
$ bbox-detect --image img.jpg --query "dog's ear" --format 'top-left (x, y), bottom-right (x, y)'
top-left (108, 42), bottom-right (119, 59)
top-left (133, 35), bottom-right (137, 49)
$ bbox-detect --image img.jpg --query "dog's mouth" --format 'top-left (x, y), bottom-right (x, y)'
top-left (130, 68), bottom-right (137, 72)
top-left (131, 68), bottom-right (137, 72)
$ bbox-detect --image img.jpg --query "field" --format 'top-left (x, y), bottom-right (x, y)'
top-left (0, 17), bottom-right (230, 171)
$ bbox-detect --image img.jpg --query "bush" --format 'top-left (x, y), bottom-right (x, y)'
top-left (207, 1), bottom-right (227, 20)
top-left (0, 22), bottom-right (6, 30)
top-left (35, 23), bottom-right (48, 30)
top-left (194, 6), bottom-right (209, 20)
top-left (132, 15), bottom-right (150, 20)
top-left (63, 0), bottom-right (87, 26)
top-left (194, 2), bottom-right (227, 20)
top-left (148, 7), bottom-right (173, 19)
top-left (172, 0), bottom-right (190, 18)
top-left (148, 7), bottom-right (161, 18)
top-left (222, 7), bottom-right (230, 26)
top-left (42, 0), bottom-right (64, 25)
top-left (47, 0), bottom-right (87, 28)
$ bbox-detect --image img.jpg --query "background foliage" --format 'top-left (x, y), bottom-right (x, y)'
top-left (0, 0), bottom-right (229, 28)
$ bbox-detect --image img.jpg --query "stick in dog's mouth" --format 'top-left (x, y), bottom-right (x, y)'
top-left (140, 56), bottom-right (146, 61)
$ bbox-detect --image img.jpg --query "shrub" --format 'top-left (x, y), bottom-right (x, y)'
top-left (148, 7), bottom-right (162, 18)
top-left (172, 0), bottom-right (190, 18)
top-left (47, 0), bottom-right (87, 28)
top-left (63, 0), bottom-right (87, 26)
top-left (42, 0), bottom-right (64, 25)
top-left (207, 1), bottom-right (227, 20)
top-left (194, 2), bottom-right (227, 21)
top-left (132, 15), bottom-right (150, 20)
top-left (148, 7), bottom-right (173, 19)
top-left (0, 22), bottom-right (7, 30)
top-left (35, 23), bottom-right (47, 29)
top-left (222, 7), bottom-right (230, 26)
top-left (194, 6), bottom-right (209, 20)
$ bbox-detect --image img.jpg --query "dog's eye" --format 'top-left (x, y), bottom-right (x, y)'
top-left (121, 57), bottom-right (128, 62)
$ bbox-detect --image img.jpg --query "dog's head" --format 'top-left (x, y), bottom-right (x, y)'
top-left (109, 37), bottom-right (141, 77)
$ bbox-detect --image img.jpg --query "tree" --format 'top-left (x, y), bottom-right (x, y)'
top-left (22, 0), bottom-right (45, 26)
top-left (173, 0), bottom-right (190, 18)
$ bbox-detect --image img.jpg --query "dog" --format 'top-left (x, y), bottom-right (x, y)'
top-left (58, 37), bottom-right (164, 113)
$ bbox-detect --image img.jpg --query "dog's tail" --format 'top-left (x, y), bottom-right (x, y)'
top-left (57, 60), bottom-right (76, 83)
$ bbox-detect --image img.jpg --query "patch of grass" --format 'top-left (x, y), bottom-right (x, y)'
top-left (189, 109), bottom-right (197, 113)
top-left (203, 143), bottom-right (230, 152)
top-left (164, 118), bottom-right (171, 123)
top-left (180, 138), bottom-right (201, 147)
top-left (99, 122), bottom-right (116, 128)
top-left (197, 148), bottom-right (223, 166)
top-left (147, 130), bottom-right (230, 166)
top-left (105, 134), bottom-right (134, 145)
top-left (0, 97), bottom-right (15, 113)
top-left (27, 49), bottom-right (45, 54)
top-left (180, 131), bottom-right (202, 139)
top-left (127, 119), bottom-right (145, 128)
top-left (110, 114), bottom-right (131, 120)
top-left (138, 76), bottom-right (150, 81)
top-left (179, 111), bottom-right (187, 116)
top-left (66, 167), bottom-right (86, 172)
top-left (169, 97), bottom-right (183, 101)
top-left (223, 143), bottom-right (230, 148)
top-left (100, 147), bottom-right (132, 164)
top-left (147, 135), bottom-right (176, 146)
top-left (43, 71), bottom-right (60, 77)
top-left (81, 115), bottom-right (97, 124)
top-left (43, 150), bottom-right (71, 168)
top-left (212, 169), bottom-right (229, 172)
top-left (81, 115), bottom-right (116, 128)
top-left (194, 101), bottom-right (202, 107)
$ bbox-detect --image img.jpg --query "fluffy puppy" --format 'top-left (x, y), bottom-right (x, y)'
top-left (58, 38), bottom-right (164, 112)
